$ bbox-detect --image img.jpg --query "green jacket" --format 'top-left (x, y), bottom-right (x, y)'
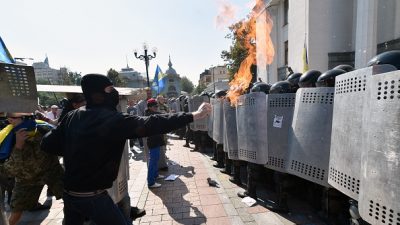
top-left (2, 130), bottom-right (61, 183)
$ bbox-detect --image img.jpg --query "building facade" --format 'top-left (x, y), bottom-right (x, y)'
top-left (118, 65), bottom-right (146, 88)
top-left (32, 56), bottom-right (62, 84)
top-left (198, 65), bottom-right (229, 93)
top-left (158, 57), bottom-right (181, 98)
top-left (256, 0), bottom-right (400, 83)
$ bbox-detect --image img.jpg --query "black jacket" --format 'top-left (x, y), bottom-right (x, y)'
top-left (145, 110), bottom-right (166, 149)
top-left (41, 106), bottom-right (193, 192)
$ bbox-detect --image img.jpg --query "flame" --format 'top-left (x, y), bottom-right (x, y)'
top-left (227, 0), bottom-right (275, 106)
top-left (215, 0), bottom-right (238, 30)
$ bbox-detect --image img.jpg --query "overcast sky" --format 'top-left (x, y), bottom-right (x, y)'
top-left (1, 0), bottom-right (252, 85)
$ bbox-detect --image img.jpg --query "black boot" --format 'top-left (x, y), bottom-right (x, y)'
top-left (130, 207), bottom-right (146, 220)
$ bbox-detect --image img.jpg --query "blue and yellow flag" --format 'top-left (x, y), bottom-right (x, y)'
top-left (0, 36), bottom-right (15, 64)
top-left (0, 120), bottom-right (54, 161)
top-left (302, 40), bottom-right (309, 73)
top-left (152, 65), bottom-right (167, 96)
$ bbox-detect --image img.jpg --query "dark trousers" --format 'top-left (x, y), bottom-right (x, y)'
top-left (147, 146), bottom-right (160, 186)
top-left (247, 162), bottom-right (263, 197)
top-left (63, 192), bottom-right (130, 225)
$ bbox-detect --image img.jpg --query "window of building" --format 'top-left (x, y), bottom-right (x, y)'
top-left (284, 41), bottom-right (288, 65)
top-left (284, 0), bottom-right (288, 26)
top-left (169, 79), bottom-right (174, 83)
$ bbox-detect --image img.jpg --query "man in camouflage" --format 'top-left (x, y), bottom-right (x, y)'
top-left (0, 113), bottom-right (64, 225)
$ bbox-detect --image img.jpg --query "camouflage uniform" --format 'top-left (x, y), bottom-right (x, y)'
top-left (1, 130), bottom-right (64, 212)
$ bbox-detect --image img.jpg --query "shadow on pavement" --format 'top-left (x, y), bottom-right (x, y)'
top-left (150, 165), bottom-right (207, 225)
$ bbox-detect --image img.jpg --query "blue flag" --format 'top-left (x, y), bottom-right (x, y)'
top-left (152, 65), bottom-right (167, 96)
top-left (0, 36), bottom-right (15, 64)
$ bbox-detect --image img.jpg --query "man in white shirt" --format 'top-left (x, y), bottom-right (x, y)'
top-left (45, 105), bottom-right (59, 120)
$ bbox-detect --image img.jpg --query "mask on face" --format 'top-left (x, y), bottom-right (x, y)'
top-left (104, 88), bottom-right (120, 109)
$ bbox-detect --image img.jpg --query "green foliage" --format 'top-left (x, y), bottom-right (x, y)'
top-left (37, 92), bottom-right (64, 107)
top-left (36, 78), bottom-right (50, 85)
top-left (180, 76), bottom-right (194, 93)
top-left (221, 20), bottom-right (250, 80)
top-left (107, 68), bottom-right (125, 87)
top-left (192, 83), bottom-right (206, 95)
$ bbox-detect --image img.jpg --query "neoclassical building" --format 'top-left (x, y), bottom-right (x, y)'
top-left (256, 0), bottom-right (400, 83)
top-left (118, 65), bottom-right (146, 88)
top-left (159, 56), bottom-right (181, 98)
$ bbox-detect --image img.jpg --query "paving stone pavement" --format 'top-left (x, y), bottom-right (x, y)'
top-left (3, 136), bottom-right (328, 225)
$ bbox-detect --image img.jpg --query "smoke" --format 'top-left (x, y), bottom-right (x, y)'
top-left (215, 0), bottom-right (238, 30)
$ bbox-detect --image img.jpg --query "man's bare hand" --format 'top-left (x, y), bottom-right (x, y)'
top-left (15, 128), bottom-right (28, 149)
top-left (192, 102), bottom-right (212, 120)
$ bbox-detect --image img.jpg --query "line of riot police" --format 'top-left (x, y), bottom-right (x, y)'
top-left (186, 50), bottom-right (400, 225)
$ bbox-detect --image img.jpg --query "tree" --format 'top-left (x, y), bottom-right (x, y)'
top-left (221, 20), bottom-right (251, 80)
top-left (107, 68), bottom-right (125, 87)
top-left (180, 76), bottom-right (194, 93)
top-left (192, 83), bottom-right (206, 95)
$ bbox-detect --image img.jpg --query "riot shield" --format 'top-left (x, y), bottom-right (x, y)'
top-left (207, 98), bottom-right (214, 138)
top-left (223, 99), bottom-right (239, 159)
top-left (287, 87), bottom-right (335, 187)
top-left (236, 92), bottom-right (268, 164)
top-left (188, 96), bottom-right (209, 131)
top-left (264, 93), bottom-right (296, 173)
top-left (0, 63), bottom-right (38, 112)
top-left (359, 70), bottom-right (400, 224)
top-left (328, 65), bottom-right (396, 200)
top-left (212, 98), bottom-right (224, 144)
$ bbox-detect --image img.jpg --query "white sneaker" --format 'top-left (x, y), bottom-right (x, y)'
top-left (157, 175), bottom-right (165, 179)
top-left (149, 183), bottom-right (161, 188)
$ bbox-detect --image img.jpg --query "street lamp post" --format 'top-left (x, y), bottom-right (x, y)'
top-left (134, 43), bottom-right (157, 88)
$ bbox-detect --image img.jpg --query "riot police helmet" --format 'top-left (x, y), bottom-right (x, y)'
top-left (298, 70), bottom-right (321, 88)
top-left (316, 69), bottom-right (346, 87)
top-left (215, 89), bottom-right (227, 98)
top-left (333, 64), bottom-right (354, 72)
top-left (250, 82), bottom-right (271, 94)
top-left (286, 72), bottom-right (302, 92)
top-left (269, 81), bottom-right (293, 94)
top-left (367, 50), bottom-right (400, 70)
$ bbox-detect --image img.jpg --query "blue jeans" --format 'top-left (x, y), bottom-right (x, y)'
top-left (63, 191), bottom-right (131, 225)
top-left (147, 146), bottom-right (160, 186)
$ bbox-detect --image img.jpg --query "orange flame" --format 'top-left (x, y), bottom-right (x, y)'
top-left (227, 0), bottom-right (275, 106)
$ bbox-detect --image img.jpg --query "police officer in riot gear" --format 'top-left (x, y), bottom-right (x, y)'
top-left (269, 81), bottom-right (295, 94)
top-left (237, 84), bottom-right (272, 199)
top-left (367, 50), bottom-right (400, 70)
top-left (213, 90), bottom-right (227, 169)
top-left (316, 69), bottom-right (346, 87)
top-left (250, 82), bottom-right (271, 94)
top-left (286, 72), bottom-right (302, 92)
top-left (333, 64), bottom-right (354, 72)
top-left (298, 70), bottom-right (322, 88)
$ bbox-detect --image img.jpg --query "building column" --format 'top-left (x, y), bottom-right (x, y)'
top-left (354, 0), bottom-right (378, 68)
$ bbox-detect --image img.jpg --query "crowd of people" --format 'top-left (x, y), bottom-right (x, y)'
top-left (0, 74), bottom-right (211, 225)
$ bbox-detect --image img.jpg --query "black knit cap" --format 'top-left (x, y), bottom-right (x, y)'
top-left (81, 74), bottom-right (113, 100)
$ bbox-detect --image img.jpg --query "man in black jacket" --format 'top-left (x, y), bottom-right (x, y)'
top-left (41, 74), bottom-right (211, 225)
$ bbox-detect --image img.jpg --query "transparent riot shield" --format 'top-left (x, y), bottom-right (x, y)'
top-left (236, 92), bottom-right (268, 164)
top-left (223, 99), bottom-right (239, 159)
top-left (188, 96), bottom-right (209, 131)
top-left (212, 98), bottom-right (224, 144)
top-left (358, 70), bottom-right (400, 224)
top-left (0, 63), bottom-right (38, 112)
top-left (328, 65), bottom-right (396, 201)
top-left (264, 93), bottom-right (296, 173)
top-left (287, 87), bottom-right (335, 187)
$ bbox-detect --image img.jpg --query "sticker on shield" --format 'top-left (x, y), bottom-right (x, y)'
top-left (273, 115), bottom-right (283, 128)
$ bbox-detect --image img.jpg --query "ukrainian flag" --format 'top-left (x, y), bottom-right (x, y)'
top-left (0, 36), bottom-right (15, 64)
top-left (152, 65), bottom-right (167, 95)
